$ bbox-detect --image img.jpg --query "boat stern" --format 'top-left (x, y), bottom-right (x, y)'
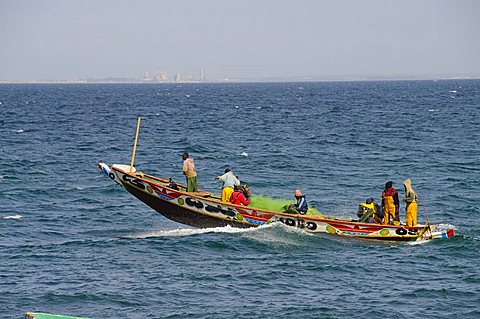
top-left (428, 224), bottom-right (456, 240)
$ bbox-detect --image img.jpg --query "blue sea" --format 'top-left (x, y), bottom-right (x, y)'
top-left (1, 80), bottom-right (479, 319)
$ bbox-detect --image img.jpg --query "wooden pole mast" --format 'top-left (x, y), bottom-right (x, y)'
top-left (130, 116), bottom-right (141, 173)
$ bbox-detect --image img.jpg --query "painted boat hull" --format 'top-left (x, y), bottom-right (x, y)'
top-left (99, 163), bottom-right (455, 242)
top-left (25, 312), bottom-right (93, 319)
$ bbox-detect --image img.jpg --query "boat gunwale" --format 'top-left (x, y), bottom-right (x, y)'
top-left (111, 165), bottom-right (430, 232)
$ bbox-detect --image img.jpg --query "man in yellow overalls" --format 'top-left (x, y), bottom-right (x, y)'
top-left (403, 179), bottom-right (418, 226)
top-left (381, 181), bottom-right (400, 225)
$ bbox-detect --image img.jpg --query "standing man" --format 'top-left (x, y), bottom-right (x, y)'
top-left (215, 168), bottom-right (240, 202)
top-left (381, 181), bottom-right (400, 225)
top-left (182, 152), bottom-right (197, 192)
top-left (403, 179), bottom-right (418, 226)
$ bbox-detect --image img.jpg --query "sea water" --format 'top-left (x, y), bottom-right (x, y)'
top-left (0, 81), bottom-right (479, 318)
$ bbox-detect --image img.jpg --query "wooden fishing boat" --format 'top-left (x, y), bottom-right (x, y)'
top-left (25, 312), bottom-right (93, 319)
top-left (98, 163), bottom-right (455, 242)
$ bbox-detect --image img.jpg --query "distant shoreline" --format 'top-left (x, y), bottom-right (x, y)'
top-left (1, 74), bottom-right (479, 84)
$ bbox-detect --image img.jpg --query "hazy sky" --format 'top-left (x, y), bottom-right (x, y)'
top-left (1, 0), bottom-right (479, 81)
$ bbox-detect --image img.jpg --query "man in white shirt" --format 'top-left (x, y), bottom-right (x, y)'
top-left (215, 168), bottom-right (240, 202)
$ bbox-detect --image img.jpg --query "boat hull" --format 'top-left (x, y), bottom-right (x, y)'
top-left (99, 163), bottom-right (455, 242)
top-left (123, 182), bottom-right (252, 229)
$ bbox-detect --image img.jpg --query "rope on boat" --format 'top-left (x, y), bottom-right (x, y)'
top-left (418, 195), bottom-right (433, 240)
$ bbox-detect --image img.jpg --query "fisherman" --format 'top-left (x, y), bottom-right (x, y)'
top-left (382, 181), bottom-right (400, 225)
top-left (181, 152), bottom-right (197, 192)
top-left (403, 179), bottom-right (418, 226)
top-left (215, 168), bottom-right (240, 202)
top-left (230, 185), bottom-right (251, 206)
top-left (283, 189), bottom-right (309, 214)
top-left (357, 197), bottom-right (382, 223)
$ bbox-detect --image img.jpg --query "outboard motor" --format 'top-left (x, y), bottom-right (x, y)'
top-left (167, 177), bottom-right (179, 190)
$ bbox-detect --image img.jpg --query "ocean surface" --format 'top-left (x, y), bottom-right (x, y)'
top-left (1, 80), bottom-right (479, 319)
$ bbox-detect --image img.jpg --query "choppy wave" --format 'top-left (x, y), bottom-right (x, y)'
top-left (1, 215), bottom-right (23, 220)
top-left (1, 80), bottom-right (479, 319)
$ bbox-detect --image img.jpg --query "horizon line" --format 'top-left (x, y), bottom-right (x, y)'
top-left (1, 72), bottom-right (480, 84)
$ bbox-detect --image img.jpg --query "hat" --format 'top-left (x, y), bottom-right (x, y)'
top-left (366, 197), bottom-right (374, 204)
top-left (294, 189), bottom-right (302, 197)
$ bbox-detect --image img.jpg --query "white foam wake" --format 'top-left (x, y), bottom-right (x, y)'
top-left (125, 224), bottom-right (272, 239)
top-left (436, 223), bottom-right (457, 231)
top-left (407, 238), bottom-right (430, 246)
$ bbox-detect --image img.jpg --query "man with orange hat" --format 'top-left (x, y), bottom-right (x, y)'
top-left (282, 189), bottom-right (309, 214)
top-left (293, 188), bottom-right (309, 214)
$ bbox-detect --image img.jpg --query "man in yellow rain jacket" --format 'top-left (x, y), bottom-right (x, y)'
top-left (403, 179), bottom-right (418, 226)
top-left (357, 198), bottom-right (382, 224)
top-left (381, 181), bottom-right (400, 225)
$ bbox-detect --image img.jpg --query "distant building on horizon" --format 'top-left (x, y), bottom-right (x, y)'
top-left (142, 72), bottom-right (151, 82)
top-left (137, 69), bottom-right (210, 83)
top-left (174, 73), bottom-right (181, 82)
top-left (154, 71), bottom-right (169, 82)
